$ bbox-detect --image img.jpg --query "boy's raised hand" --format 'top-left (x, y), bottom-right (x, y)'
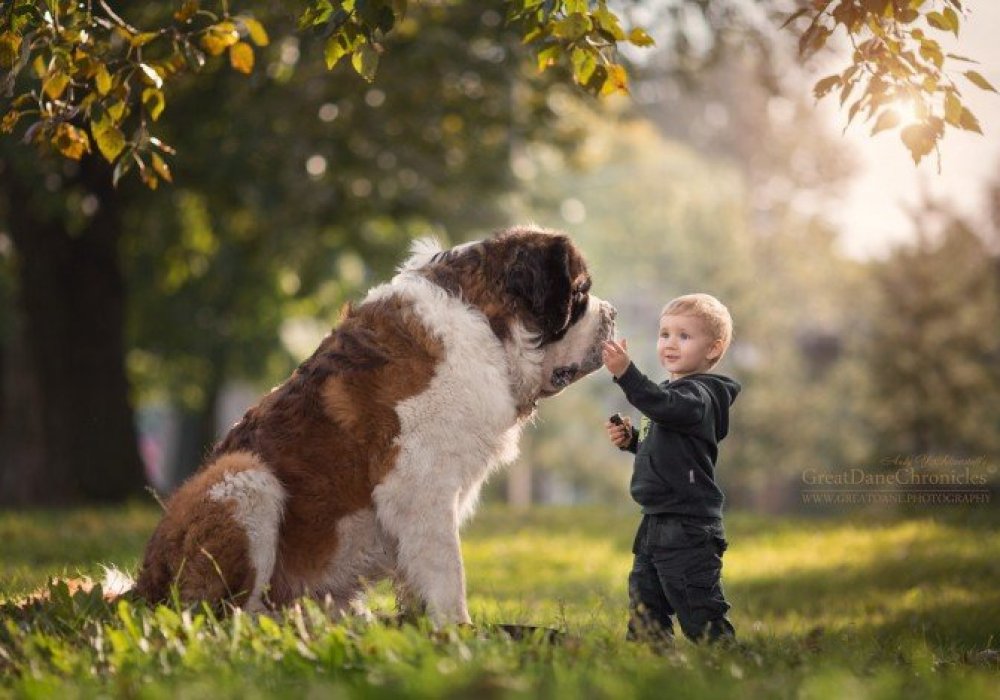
top-left (606, 416), bottom-right (633, 448)
top-left (602, 338), bottom-right (630, 378)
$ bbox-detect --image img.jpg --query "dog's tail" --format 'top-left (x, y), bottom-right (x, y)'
top-left (17, 566), bottom-right (137, 607)
top-left (397, 237), bottom-right (444, 273)
top-left (99, 565), bottom-right (137, 599)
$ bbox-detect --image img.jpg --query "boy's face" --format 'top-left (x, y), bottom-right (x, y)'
top-left (657, 314), bottom-right (723, 378)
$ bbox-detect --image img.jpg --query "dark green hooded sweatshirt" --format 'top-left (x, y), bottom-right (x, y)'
top-left (614, 363), bottom-right (741, 518)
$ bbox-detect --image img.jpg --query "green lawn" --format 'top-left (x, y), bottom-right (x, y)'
top-left (1, 504), bottom-right (998, 698)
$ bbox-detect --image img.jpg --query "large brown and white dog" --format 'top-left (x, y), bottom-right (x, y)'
top-left (133, 226), bottom-right (616, 625)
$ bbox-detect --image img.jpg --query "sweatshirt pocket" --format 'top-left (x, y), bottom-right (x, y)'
top-left (629, 454), bottom-right (662, 503)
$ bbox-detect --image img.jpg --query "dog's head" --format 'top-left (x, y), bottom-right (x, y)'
top-left (404, 226), bottom-right (616, 400)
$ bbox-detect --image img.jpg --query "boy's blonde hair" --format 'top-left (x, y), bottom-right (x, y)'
top-left (660, 293), bottom-right (734, 369)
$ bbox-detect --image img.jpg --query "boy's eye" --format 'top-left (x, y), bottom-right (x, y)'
top-left (680, 333), bottom-right (690, 340)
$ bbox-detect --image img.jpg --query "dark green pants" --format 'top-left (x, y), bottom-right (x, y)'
top-left (627, 513), bottom-right (735, 645)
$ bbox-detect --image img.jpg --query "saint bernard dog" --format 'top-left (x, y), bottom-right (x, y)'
top-left (134, 225), bottom-right (616, 626)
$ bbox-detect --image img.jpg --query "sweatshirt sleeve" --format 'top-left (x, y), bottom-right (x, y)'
top-left (619, 425), bottom-right (639, 454)
top-left (613, 363), bottom-right (706, 427)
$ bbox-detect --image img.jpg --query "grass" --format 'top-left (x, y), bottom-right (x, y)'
top-left (1, 504), bottom-right (998, 698)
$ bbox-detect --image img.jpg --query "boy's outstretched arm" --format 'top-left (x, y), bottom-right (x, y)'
top-left (602, 341), bottom-right (706, 427)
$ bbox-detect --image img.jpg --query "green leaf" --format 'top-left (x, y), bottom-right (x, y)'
top-left (325, 36), bottom-right (348, 70)
top-left (963, 70), bottom-right (997, 93)
top-left (552, 13), bottom-right (592, 41)
top-left (536, 44), bottom-right (562, 72)
top-left (592, 5), bottom-right (625, 41)
top-left (112, 151), bottom-right (134, 186)
top-left (351, 43), bottom-right (379, 82)
top-left (570, 47), bottom-right (597, 85)
top-left (871, 109), bottom-right (900, 135)
top-left (92, 116), bottom-right (126, 163)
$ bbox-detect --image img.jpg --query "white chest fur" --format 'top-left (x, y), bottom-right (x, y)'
top-left (314, 274), bottom-right (525, 621)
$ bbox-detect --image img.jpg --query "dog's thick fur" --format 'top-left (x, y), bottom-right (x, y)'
top-left (134, 226), bottom-right (616, 625)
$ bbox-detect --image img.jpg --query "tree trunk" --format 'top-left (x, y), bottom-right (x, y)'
top-left (0, 156), bottom-right (145, 505)
top-left (170, 368), bottom-right (223, 490)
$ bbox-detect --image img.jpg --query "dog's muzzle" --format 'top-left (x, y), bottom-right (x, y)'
top-left (548, 300), bottom-right (617, 389)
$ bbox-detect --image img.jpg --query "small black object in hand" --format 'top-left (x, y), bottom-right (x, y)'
top-left (609, 413), bottom-right (623, 426)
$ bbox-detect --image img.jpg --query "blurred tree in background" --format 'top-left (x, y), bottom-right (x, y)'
top-left (0, 1), bottom-right (581, 503)
top-left (0, 1), bottom-right (997, 509)
top-left (867, 202), bottom-right (1000, 457)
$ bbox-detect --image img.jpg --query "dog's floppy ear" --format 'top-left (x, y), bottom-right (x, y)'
top-left (505, 236), bottom-right (574, 344)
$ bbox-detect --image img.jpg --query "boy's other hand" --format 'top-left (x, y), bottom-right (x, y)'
top-left (602, 338), bottom-right (630, 378)
top-left (606, 416), bottom-right (633, 448)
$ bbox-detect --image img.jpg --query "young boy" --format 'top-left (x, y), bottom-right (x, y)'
top-left (602, 293), bottom-right (740, 645)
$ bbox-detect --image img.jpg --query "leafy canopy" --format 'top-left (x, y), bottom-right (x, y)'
top-left (0, 0), bottom-right (994, 186)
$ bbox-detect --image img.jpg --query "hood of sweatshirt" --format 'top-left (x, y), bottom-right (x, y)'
top-left (677, 373), bottom-right (741, 441)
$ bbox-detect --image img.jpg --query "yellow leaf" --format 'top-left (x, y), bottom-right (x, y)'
top-left (351, 43), bottom-right (379, 83)
top-left (600, 64), bottom-right (628, 96)
top-left (242, 17), bottom-right (269, 47)
top-left (1, 111), bottom-right (23, 134)
top-left (43, 72), bottom-right (69, 100)
top-left (871, 109), bottom-right (900, 135)
top-left (229, 41), bottom-right (254, 74)
top-left (51, 123), bottom-right (91, 160)
top-left (151, 153), bottom-right (173, 183)
top-left (964, 70), bottom-right (997, 93)
top-left (174, 0), bottom-right (200, 23)
top-left (131, 32), bottom-right (159, 48)
top-left (141, 168), bottom-right (159, 190)
top-left (142, 88), bottom-right (165, 121)
top-left (900, 123), bottom-right (935, 165)
top-left (32, 54), bottom-right (46, 78)
top-left (325, 36), bottom-right (348, 70)
top-left (958, 107), bottom-right (982, 133)
top-left (944, 91), bottom-right (962, 126)
top-left (200, 22), bottom-right (239, 56)
top-left (0, 32), bottom-right (21, 69)
top-left (91, 117), bottom-right (126, 162)
top-left (94, 64), bottom-right (112, 95)
top-left (107, 100), bottom-right (127, 122)
top-left (628, 27), bottom-right (655, 47)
